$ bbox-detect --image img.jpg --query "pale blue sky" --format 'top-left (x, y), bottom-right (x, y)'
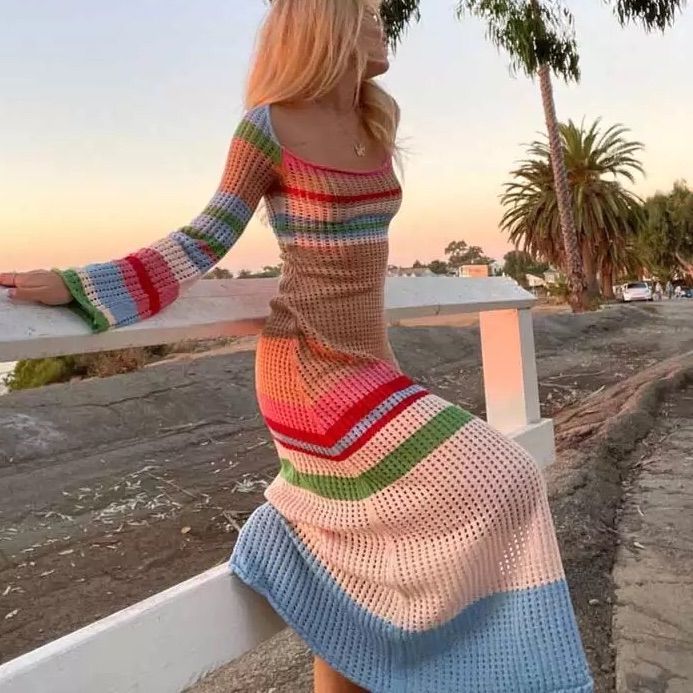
top-left (1, 1), bottom-right (691, 272)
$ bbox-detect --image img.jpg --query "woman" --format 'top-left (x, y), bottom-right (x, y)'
top-left (0, 1), bottom-right (592, 691)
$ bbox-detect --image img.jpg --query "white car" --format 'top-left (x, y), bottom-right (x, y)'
top-left (621, 281), bottom-right (653, 302)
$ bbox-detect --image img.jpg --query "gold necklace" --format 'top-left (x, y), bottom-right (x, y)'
top-left (334, 111), bottom-right (367, 157)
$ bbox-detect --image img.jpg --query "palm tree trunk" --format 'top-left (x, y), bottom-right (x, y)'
top-left (600, 259), bottom-right (615, 299)
top-left (537, 64), bottom-right (588, 312)
top-left (581, 241), bottom-right (600, 299)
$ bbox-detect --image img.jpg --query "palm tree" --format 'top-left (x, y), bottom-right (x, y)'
top-left (382, 0), bottom-right (686, 311)
top-left (384, 0), bottom-right (588, 311)
top-left (501, 119), bottom-right (644, 299)
top-left (611, 0), bottom-right (686, 30)
top-left (381, 0), bottom-right (686, 38)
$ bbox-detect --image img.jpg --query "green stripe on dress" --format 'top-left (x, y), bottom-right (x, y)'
top-left (203, 205), bottom-right (246, 235)
top-left (235, 120), bottom-right (281, 164)
top-left (179, 227), bottom-right (229, 259)
top-left (274, 217), bottom-right (389, 236)
top-left (279, 406), bottom-right (474, 501)
top-left (53, 268), bottom-right (111, 334)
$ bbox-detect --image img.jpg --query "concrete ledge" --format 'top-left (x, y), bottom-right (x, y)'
top-left (0, 277), bottom-right (535, 361)
top-left (0, 566), bottom-right (285, 693)
top-left (509, 418), bottom-right (556, 468)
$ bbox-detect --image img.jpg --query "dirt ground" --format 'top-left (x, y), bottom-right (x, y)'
top-left (611, 384), bottom-right (693, 690)
top-left (1, 301), bottom-right (692, 681)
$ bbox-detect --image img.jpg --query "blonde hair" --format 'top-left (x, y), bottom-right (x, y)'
top-left (246, 0), bottom-right (399, 154)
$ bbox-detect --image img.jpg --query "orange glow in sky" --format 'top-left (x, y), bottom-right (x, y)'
top-left (2, 2), bottom-right (691, 274)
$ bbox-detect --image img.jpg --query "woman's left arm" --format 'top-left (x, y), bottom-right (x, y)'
top-left (54, 109), bottom-right (279, 333)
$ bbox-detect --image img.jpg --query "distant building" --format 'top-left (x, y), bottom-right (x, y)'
top-left (490, 261), bottom-right (504, 276)
top-left (393, 266), bottom-right (435, 277)
top-left (457, 264), bottom-right (490, 278)
top-left (526, 273), bottom-right (547, 289)
top-left (543, 269), bottom-right (562, 286)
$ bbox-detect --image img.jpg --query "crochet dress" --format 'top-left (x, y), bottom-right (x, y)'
top-left (57, 105), bottom-right (593, 693)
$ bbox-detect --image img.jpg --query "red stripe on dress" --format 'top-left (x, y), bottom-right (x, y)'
top-left (125, 254), bottom-right (161, 316)
top-left (137, 246), bottom-right (183, 309)
top-left (263, 374), bottom-right (417, 445)
top-left (280, 185), bottom-right (401, 204)
top-left (115, 258), bottom-right (151, 318)
top-left (274, 390), bottom-right (428, 461)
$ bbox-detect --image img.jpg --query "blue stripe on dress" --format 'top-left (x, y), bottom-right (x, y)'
top-left (208, 191), bottom-right (253, 225)
top-left (188, 215), bottom-right (241, 249)
top-left (169, 230), bottom-right (219, 273)
top-left (185, 192), bottom-right (253, 252)
top-left (83, 262), bottom-right (139, 325)
top-left (246, 104), bottom-right (274, 137)
top-left (231, 504), bottom-right (593, 693)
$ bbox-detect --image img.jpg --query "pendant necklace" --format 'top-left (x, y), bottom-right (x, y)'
top-left (335, 111), bottom-right (367, 157)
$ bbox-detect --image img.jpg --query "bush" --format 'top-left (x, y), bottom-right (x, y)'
top-left (546, 279), bottom-right (570, 304)
top-left (5, 357), bottom-right (77, 391)
top-left (5, 345), bottom-right (175, 392)
top-left (74, 348), bottom-right (152, 378)
top-left (3, 336), bottom-right (240, 392)
top-left (546, 279), bottom-right (603, 309)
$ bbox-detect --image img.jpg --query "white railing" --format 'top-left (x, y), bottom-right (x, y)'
top-left (0, 276), bottom-right (554, 693)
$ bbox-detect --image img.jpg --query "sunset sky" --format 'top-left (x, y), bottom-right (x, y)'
top-left (1, 1), bottom-right (691, 275)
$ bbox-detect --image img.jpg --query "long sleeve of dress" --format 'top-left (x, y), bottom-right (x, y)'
top-left (54, 108), bottom-right (280, 333)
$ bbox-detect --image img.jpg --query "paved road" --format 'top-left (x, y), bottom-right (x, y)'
top-left (614, 386), bottom-right (693, 692)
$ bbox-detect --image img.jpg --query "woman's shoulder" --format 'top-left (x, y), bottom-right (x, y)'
top-left (233, 105), bottom-right (281, 162)
top-left (237, 104), bottom-right (275, 139)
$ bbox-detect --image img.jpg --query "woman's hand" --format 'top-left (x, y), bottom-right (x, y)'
top-left (0, 270), bottom-right (73, 306)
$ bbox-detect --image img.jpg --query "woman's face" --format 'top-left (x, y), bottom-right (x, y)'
top-left (359, 8), bottom-right (389, 78)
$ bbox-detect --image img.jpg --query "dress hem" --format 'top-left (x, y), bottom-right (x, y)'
top-left (230, 560), bottom-right (593, 693)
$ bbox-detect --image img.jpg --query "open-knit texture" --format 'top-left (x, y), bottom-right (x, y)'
top-left (57, 105), bottom-right (593, 692)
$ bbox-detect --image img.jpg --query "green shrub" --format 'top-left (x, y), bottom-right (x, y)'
top-left (5, 345), bottom-right (175, 392)
top-left (546, 279), bottom-right (602, 309)
top-left (4, 336), bottom-right (238, 393)
top-left (5, 356), bottom-right (77, 391)
top-left (546, 279), bottom-right (570, 303)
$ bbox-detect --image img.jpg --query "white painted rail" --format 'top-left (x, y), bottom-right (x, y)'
top-left (0, 276), bottom-right (554, 693)
top-left (0, 567), bottom-right (285, 693)
top-left (0, 276), bottom-right (535, 361)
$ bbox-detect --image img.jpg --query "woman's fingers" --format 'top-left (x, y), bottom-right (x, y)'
top-left (1, 270), bottom-right (72, 305)
top-left (9, 285), bottom-right (48, 301)
top-left (0, 271), bottom-right (48, 287)
top-left (16, 271), bottom-right (55, 288)
top-left (0, 272), bottom-right (19, 286)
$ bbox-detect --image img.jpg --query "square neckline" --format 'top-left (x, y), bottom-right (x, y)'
top-left (264, 103), bottom-right (392, 177)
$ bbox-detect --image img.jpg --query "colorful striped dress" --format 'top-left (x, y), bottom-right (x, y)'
top-left (56, 105), bottom-right (593, 692)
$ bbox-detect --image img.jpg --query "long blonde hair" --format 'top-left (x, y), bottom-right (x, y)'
top-left (246, 0), bottom-right (399, 154)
